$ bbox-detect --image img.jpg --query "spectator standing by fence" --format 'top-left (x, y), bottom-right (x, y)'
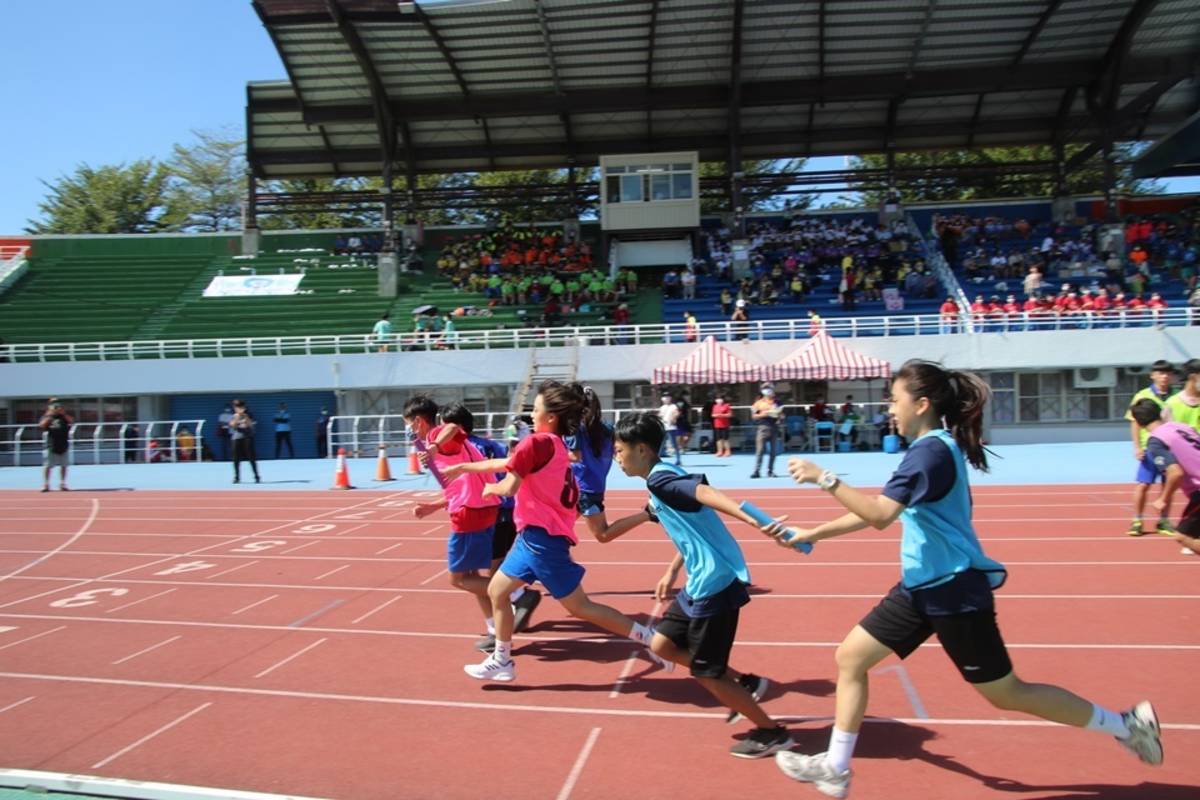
top-left (316, 406), bottom-right (331, 458)
top-left (39, 399), bottom-right (72, 492)
top-left (373, 313), bottom-right (394, 353)
top-left (274, 403), bottom-right (294, 459)
top-left (217, 404), bottom-right (233, 461)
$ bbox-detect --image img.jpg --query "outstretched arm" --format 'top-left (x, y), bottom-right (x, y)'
top-left (482, 471), bottom-right (522, 498)
top-left (441, 458), bottom-right (508, 476)
top-left (597, 510), bottom-right (650, 543)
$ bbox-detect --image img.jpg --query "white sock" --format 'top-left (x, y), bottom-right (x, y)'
top-left (629, 621), bottom-right (654, 645)
top-left (494, 641), bottom-right (512, 663)
top-left (509, 586), bottom-right (526, 603)
top-left (826, 728), bottom-right (858, 774)
top-left (485, 617), bottom-right (495, 634)
top-left (1086, 704), bottom-right (1130, 738)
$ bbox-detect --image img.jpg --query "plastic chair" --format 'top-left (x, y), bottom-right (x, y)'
top-left (814, 421), bottom-right (835, 452)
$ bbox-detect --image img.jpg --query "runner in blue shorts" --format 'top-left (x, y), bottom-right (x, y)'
top-left (565, 383), bottom-right (629, 543)
top-left (1124, 360), bottom-right (1177, 536)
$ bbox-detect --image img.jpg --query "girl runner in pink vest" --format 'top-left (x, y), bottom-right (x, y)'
top-left (1131, 399), bottom-right (1200, 555)
top-left (443, 380), bottom-right (672, 682)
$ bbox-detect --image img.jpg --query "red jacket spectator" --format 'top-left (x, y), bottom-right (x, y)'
top-left (970, 297), bottom-right (988, 319)
top-left (1093, 291), bottom-right (1110, 313)
top-left (1003, 296), bottom-right (1020, 315)
top-left (939, 299), bottom-right (959, 318)
top-left (1111, 293), bottom-right (1127, 312)
top-left (1127, 295), bottom-right (1146, 313)
top-left (1023, 297), bottom-right (1040, 314)
top-left (1147, 293), bottom-right (1167, 310)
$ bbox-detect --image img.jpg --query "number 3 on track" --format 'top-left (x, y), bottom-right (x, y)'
top-left (49, 588), bottom-right (130, 608)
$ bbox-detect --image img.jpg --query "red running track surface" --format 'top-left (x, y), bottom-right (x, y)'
top-left (0, 486), bottom-right (1196, 800)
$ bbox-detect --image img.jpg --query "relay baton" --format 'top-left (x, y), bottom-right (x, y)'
top-left (739, 501), bottom-right (813, 554)
top-left (408, 430), bottom-right (447, 488)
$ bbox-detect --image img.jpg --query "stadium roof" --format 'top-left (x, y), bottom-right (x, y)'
top-left (247, 0), bottom-right (1200, 180)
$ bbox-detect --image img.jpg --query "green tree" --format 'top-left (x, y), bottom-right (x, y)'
top-left (165, 128), bottom-right (245, 232)
top-left (848, 144), bottom-right (1164, 205)
top-left (26, 160), bottom-right (174, 234)
top-left (698, 158), bottom-right (811, 214)
top-left (257, 176), bottom-right (384, 230)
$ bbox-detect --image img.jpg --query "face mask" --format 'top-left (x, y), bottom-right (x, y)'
top-left (763, 390), bottom-right (774, 398)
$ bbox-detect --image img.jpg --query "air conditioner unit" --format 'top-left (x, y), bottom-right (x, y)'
top-left (1124, 365), bottom-right (1148, 376)
top-left (1074, 367), bottom-right (1117, 388)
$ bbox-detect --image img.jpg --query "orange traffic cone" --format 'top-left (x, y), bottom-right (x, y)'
top-left (331, 447), bottom-right (355, 490)
top-left (407, 446), bottom-right (423, 475)
top-left (376, 445), bottom-right (395, 481)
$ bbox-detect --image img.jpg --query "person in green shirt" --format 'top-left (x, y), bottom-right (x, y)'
top-left (518, 277), bottom-right (533, 305)
top-left (371, 312), bottom-right (394, 353)
top-left (550, 279), bottom-right (565, 299)
top-left (501, 279), bottom-right (516, 305)
top-left (588, 278), bottom-right (604, 301)
top-left (1125, 359), bottom-right (1178, 536)
top-left (1164, 358), bottom-right (1200, 431)
top-left (602, 277), bottom-right (617, 303)
top-left (565, 278), bottom-right (581, 305)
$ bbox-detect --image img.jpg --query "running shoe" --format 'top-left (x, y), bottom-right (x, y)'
top-left (512, 588), bottom-right (542, 633)
top-left (464, 653), bottom-right (514, 682)
top-left (1118, 700), bottom-right (1163, 765)
top-left (1126, 519), bottom-right (1145, 537)
top-left (729, 726), bottom-right (793, 759)
top-left (1156, 519), bottom-right (1177, 536)
top-left (727, 674), bottom-right (770, 724)
top-left (775, 751), bottom-right (852, 798)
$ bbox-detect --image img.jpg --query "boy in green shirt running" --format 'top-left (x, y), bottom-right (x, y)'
top-left (1163, 359), bottom-right (1200, 431)
top-left (1125, 359), bottom-right (1178, 536)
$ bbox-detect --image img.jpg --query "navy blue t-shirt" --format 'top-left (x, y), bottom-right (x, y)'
top-left (1146, 437), bottom-right (1177, 470)
top-left (881, 436), bottom-right (957, 507)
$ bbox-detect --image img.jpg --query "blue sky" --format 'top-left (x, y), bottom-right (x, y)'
top-left (1, 2), bottom-right (1196, 233)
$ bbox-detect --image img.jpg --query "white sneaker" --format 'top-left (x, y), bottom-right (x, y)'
top-left (1118, 701), bottom-right (1163, 765)
top-left (464, 654), bottom-right (515, 682)
top-left (1181, 546), bottom-right (1195, 555)
top-left (775, 751), bottom-right (852, 798)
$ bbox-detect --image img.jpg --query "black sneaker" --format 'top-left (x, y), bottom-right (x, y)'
top-left (729, 726), bottom-right (792, 759)
top-left (726, 674), bottom-right (769, 724)
top-left (474, 632), bottom-right (496, 653)
top-left (750, 472), bottom-right (761, 479)
top-left (512, 588), bottom-right (542, 633)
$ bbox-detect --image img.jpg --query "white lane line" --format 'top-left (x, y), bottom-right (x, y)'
top-left (419, 568), bottom-right (448, 586)
top-left (91, 702), bottom-right (212, 769)
top-left (279, 541), bottom-right (320, 555)
top-left (313, 564), bottom-right (350, 581)
top-left (9, 672), bottom-right (1188, 730)
top-left (16, 575), bottom-right (1200, 602)
top-left (0, 499), bottom-right (100, 584)
top-left (0, 696), bottom-right (35, 714)
top-left (112, 635), bottom-right (182, 666)
top-left (610, 601), bottom-right (664, 698)
top-left (0, 626), bottom-right (67, 651)
top-left (0, 492), bottom-right (407, 611)
top-left (6, 611), bottom-right (1199, 651)
top-left (555, 727), bottom-right (602, 800)
top-left (107, 589), bottom-right (177, 614)
top-left (0, 769), bottom-right (328, 800)
top-left (374, 542), bottom-right (405, 555)
top-left (204, 561), bottom-right (260, 580)
top-left (350, 595), bottom-right (403, 625)
top-left (253, 639), bottom-right (328, 679)
top-left (287, 601), bottom-right (343, 629)
top-left (332, 523), bottom-right (370, 537)
top-left (231, 595), bottom-right (278, 616)
top-left (418, 524), bottom-right (442, 537)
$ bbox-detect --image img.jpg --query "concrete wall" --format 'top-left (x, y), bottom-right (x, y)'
top-left (3, 326), bottom-right (1198, 400)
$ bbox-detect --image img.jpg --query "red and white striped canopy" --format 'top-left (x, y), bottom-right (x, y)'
top-left (766, 332), bottom-right (892, 381)
top-left (653, 336), bottom-right (766, 385)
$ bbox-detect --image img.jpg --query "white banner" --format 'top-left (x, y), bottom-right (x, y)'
top-left (203, 274), bottom-right (304, 297)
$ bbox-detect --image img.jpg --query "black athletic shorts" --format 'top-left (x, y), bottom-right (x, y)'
top-left (714, 428), bottom-right (730, 442)
top-left (1178, 492), bottom-right (1200, 537)
top-left (655, 599), bottom-right (740, 679)
top-left (491, 506), bottom-right (518, 561)
top-left (859, 580), bottom-right (1012, 684)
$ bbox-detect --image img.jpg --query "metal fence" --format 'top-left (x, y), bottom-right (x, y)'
top-left (0, 420), bottom-right (206, 467)
top-left (326, 403), bottom-right (893, 459)
top-left (3, 308), bottom-right (1193, 365)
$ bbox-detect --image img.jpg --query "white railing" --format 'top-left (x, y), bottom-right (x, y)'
top-left (326, 403), bottom-right (893, 459)
top-left (0, 419), bottom-right (206, 467)
top-left (2, 308), bottom-right (1194, 365)
top-left (911, 211), bottom-right (975, 333)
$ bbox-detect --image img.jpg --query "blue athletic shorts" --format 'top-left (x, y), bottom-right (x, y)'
top-left (1136, 451), bottom-right (1165, 485)
top-left (577, 491), bottom-right (606, 517)
top-left (447, 526), bottom-right (495, 573)
top-left (499, 526), bottom-right (585, 599)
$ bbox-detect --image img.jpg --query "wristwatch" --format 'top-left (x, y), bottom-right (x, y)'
top-left (817, 469), bottom-right (840, 491)
top-left (644, 502), bottom-right (660, 523)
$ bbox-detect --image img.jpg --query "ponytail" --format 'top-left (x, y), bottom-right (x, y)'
top-left (569, 382), bottom-right (610, 457)
top-left (895, 360), bottom-right (993, 471)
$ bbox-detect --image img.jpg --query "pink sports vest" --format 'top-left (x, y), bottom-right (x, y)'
top-left (514, 435), bottom-right (580, 542)
top-left (429, 426), bottom-right (500, 514)
top-left (1150, 422), bottom-right (1200, 494)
